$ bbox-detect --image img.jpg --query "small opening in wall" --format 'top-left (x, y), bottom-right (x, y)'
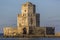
top-left (23, 28), bottom-right (27, 34)
top-left (25, 10), bottom-right (26, 12)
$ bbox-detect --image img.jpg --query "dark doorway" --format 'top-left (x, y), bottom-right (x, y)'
top-left (29, 29), bottom-right (33, 34)
top-left (23, 28), bottom-right (27, 34)
top-left (29, 27), bottom-right (33, 34)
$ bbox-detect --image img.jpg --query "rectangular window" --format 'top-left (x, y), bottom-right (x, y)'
top-left (30, 18), bottom-right (33, 25)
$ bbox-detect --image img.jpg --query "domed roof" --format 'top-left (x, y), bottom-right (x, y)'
top-left (26, 2), bottom-right (32, 4)
top-left (25, 2), bottom-right (32, 5)
top-left (22, 2), bottom-right (33, 6)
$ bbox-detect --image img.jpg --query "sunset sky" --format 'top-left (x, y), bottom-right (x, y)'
top-left (0, 0), bottom-right (60, 33)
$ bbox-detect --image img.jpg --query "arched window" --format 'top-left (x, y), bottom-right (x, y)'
top-left (23, 14), bottom-right (26, 16)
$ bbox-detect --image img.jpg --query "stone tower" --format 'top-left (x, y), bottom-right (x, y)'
top-left (17, 2), bottom-right (40, 35)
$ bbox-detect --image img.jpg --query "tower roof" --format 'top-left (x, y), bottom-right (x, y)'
top-left (22, 2), bottom-right (33, 6)
top-left (25, 2), bottom-right (32, 5)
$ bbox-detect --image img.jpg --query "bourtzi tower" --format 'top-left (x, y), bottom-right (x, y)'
top-left (3, 2), bottom-right (55, 37)
top-left (17, 2), bottom-right (40, 35)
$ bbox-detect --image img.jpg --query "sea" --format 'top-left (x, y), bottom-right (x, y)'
top-left (0, 38), bottom-right (60, 40)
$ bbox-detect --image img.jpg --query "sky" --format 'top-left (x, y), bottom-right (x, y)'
top-left (0, 0), bottom-right (60, 33)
